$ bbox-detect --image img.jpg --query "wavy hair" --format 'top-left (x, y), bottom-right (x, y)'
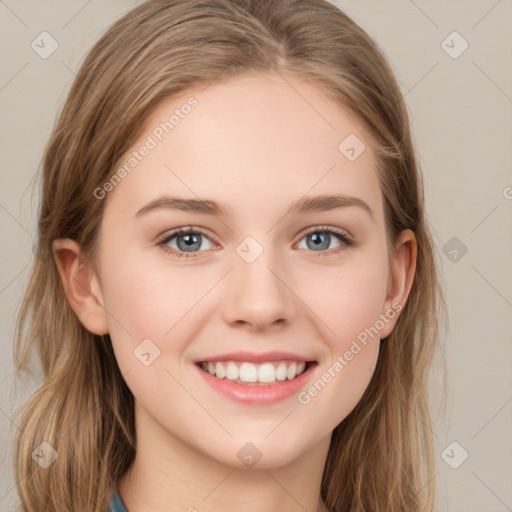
top-left (12, 0), bottom-right (448, 510)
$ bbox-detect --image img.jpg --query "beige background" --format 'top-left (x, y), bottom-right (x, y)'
top-left (1, 1), bottom-right (511, 511)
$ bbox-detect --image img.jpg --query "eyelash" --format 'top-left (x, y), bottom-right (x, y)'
top-left (156, 225), bottom-right (355, 259)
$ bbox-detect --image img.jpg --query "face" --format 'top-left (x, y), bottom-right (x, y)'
top-left (90, 71), bottom-right (402, 469)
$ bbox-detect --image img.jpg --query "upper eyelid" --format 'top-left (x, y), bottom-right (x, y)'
top-left (158, 226), bottom-right (219, 245)
top-left (301, 225), bottom-right (352, 238)
top-left (158, 225), bottom-right (353, 246)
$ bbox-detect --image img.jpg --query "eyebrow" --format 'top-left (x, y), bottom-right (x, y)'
top-left (135, 194), bottom-right (374, 221)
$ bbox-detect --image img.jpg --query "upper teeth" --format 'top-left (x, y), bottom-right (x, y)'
top-left (200, 360), bottom-right (307, 383)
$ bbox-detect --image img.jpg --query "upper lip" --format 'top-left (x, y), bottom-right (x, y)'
top-left (194, 351), bottom-right (316, 364)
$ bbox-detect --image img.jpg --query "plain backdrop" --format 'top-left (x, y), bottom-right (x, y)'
top-left (0, 1), bottom-right (511, 511)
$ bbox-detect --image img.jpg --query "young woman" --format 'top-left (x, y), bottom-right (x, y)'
top-left (12, 0), bottom-right (447, 510)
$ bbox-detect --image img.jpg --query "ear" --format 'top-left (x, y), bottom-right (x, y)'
top-left (52, 238), bottom-right (109, 335)
top-left (379, 229), bottom-right (417, 339)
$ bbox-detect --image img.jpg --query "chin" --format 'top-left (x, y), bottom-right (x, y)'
top-left (212, 435), bottom-right (314, 470)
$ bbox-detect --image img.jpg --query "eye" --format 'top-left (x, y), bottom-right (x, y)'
top-left (157, 225), bottom-right (355, 259)
top-left (157, 227), bottom-right (216, 258)
top-left (296, 226), bottom-right (354, 255)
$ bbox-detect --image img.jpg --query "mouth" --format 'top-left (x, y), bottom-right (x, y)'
top-left (195, 360), bottom-right (318, 386)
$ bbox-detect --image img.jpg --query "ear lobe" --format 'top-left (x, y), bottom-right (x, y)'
top-left (52, 238), bottom-right (109, 335)
top-left (379, 229), bottom-right (417, 339)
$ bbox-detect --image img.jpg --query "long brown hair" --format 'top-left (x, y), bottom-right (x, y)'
top-left (12, 1), bottom-right (448, 510)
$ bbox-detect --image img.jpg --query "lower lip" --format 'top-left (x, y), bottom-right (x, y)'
top-left (194, 362), bottom-right (318, 404)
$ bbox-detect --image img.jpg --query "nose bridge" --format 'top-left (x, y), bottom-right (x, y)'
top-left (222, 233), bottom-right (294, 330)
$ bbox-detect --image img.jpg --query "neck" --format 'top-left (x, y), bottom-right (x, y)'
top-left (117, 401), bottom-right (331, 512)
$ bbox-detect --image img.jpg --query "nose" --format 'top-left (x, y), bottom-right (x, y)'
top-left (221, 248), bottom-right (296, 332)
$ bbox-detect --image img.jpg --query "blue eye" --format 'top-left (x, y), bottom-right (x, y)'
top-left (157, 228), bottom-right (215, 258)
top-left (297, 226), bottom-right (354, 253)
top-left (157, 225), bottom-right (354, 259)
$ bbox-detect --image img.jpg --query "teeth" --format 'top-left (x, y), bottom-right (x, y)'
top-left (240, 362), bottom-right (258, 382)
top-left (226, 361), bottom-right (239, 380)
top-left (275, 362), bottom-right (288, 381)
top-left (287, 362), bottom-right (297, 380)
top-left (215, 362), bottom-right (226, 379)
top-left (200, 360), bottom-right (308, 383)
top-left (258, 362), bottom-right (279, 383)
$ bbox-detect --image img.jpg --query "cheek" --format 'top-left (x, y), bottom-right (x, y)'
top-left (97, 246), bottom-right (210, 368)
top-left (294, 254), bottom-right (388, 419)
top-left (300, 253), bottom-right (389, 346)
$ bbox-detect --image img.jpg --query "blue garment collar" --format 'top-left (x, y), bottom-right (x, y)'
top-left (110, 490), bottom-right (128, 512)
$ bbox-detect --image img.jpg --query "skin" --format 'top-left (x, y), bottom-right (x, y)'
top-left (53, 71), bottom-right (416, 512)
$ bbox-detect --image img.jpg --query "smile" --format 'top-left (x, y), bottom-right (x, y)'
top-left (198, 360), bottom-right (313, 385)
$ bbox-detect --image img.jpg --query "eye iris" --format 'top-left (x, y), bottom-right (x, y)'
top-left (177, 233), bottom-right (201, 251)
top-left (308, 232), bottom-right (330, 251)
top-left (166, 229), bottom-right (344, 256)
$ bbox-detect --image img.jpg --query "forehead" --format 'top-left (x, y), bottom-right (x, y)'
top-left (106, 71), bottom-right (383, 225)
